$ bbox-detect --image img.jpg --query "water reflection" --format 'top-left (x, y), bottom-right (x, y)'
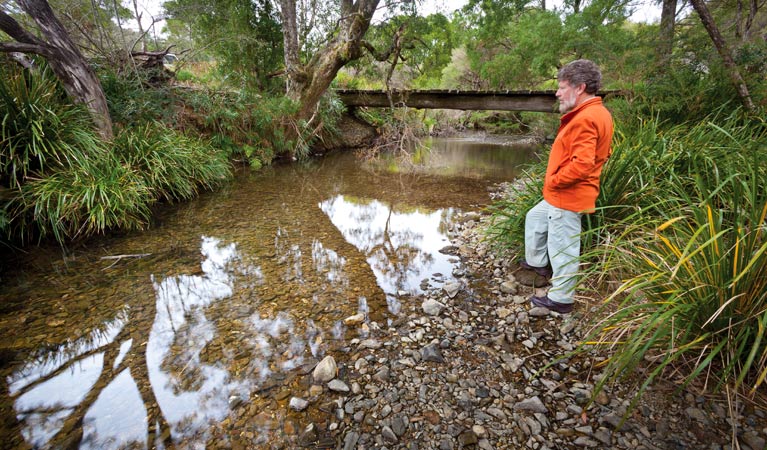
top-left (320, 194), bottom-right (458, 314)
top-left (6, 236), bottom-right (350, 448)
top-left (384, 135), bottom-right (539, 180)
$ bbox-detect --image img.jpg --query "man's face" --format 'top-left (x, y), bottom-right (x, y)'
top-left (556, 80), bottom-right (582, 113)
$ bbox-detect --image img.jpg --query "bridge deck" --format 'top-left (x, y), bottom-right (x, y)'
top-left (335, 89), bottom-right (620, 112)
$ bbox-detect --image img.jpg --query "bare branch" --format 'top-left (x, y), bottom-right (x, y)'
top-left (0, 8), bottom-right (43, 44)
top-left (130, 15), bottom-right (167, 53)
top-left (0, 41), bottom-right (52, 57)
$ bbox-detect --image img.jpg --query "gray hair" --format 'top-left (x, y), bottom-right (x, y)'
top-left (557, 59), bottom-right (602, 95)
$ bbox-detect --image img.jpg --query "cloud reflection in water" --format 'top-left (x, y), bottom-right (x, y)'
top-left (320, 194), bottom-right (459, 314)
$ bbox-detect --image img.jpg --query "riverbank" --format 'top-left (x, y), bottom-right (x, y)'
top-left (255, 208), bottom-right (767, 449)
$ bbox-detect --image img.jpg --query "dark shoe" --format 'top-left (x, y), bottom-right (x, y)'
top-left (518, 260), bottom-right (553, 279)
top-left (530, 295), bottom-right (573, 314)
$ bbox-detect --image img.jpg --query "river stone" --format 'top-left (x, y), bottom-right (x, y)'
top-left (382, 425), bottom-right (398, 443)
top-left (496, 307), bottom-right (513, 319)
top-left (529, 307), bottom-right (550, 317)
top-left (685, 407), bottom-right (711, 425)
top-left (359, 339), bottom-right (383, 349)
top-left (513, 396), bottom-right (547, 413)
top-left (743, 431), bottom-right (766, 450)
top-left (560, 320), bottom-right (577, 335)
top-left (458, 430), bottom-right (479, 446)
top-left (439, 245), bottom-right (460, 255)
top-left (313, 355), bottom-right (337, 382)
top-left (373, 367), bottom-right (391, 382)
top-left (500, 281), bottom-right (518, 295)
top-left (344, 313), bottom-right (366, 326)
top-left (343, 431), bottom-right (360, 450)
top-left (298, 423), bottom-right (318, 446)
top-left (289, 397), bottom-right (309, 411)
top-left (421, 343), bottom-right (445, 363)
top-left (422, 299), bottom-right (446, 316)
top-left (516, 270), bottom-right (548, 287)
top-left (573, 436), bottom-right (599, 447)
top-left (392, 415), bottom-right (408, 436)
top-left (443, 281), bottom-right (461, 298)
top-left (228, 395), bottom-right (244, 409)
top-left (328, 379), bottom-right (350, 392)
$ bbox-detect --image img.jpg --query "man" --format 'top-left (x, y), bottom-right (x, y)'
top-left (521, 59), bottom-right (614, 314)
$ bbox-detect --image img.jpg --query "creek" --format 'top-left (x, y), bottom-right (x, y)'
top-left (0, 134), bottom-right (539, 449)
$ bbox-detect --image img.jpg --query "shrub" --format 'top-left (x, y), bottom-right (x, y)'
top-left (11, 152), bottom-right (150, 242)
top-left (113, 122), bottom-right (232, 202)
top-left (100, 70), bottom-right (177, 127)
top-left (1, 64), bottom-right (149, 243)
top-left (580, 113), bottom-right (767, 406)
top-left (1, 64), bottom-right (98, 189)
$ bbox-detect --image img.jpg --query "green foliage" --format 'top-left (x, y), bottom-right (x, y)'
top-left (175, 69), bottom-right (195, 82)
top-left (163, 0), bottom-right (283, 90)
top-left (584, 124), bottom-right (767, 403)
top-left (11, 151), bottom-right (151, 243)
top-left (178, 89), bottom-right (333, 163)
top-left (100, 70), bottom-right (177, 127)
top-left (478, 9), bottom-right (565, 89)
top-left (1, 64), bottom-right (149, 243)
top-left (113, 122), bottom-right (231, 202)
top-left (0, 64), bottom-right (99, 190)
top-left (1, 64), bottom-right (233, 245)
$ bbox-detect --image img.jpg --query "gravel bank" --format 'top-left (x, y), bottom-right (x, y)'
top-left (229, 209), bottom-right (767, 450)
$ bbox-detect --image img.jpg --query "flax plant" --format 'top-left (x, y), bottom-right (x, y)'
top-left (583, 116), bottom-right (767, 406)
top-left (0, 65), bottom-right (98, 189)
top-left (15, 154), bottom-right (151, 242)
top-left (113, 122), bottom-right (231, 202)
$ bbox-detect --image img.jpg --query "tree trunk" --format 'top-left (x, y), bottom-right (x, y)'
top-left (689, 0), bottom-right (755, 112)
top-left (657, 0), bottom-right (676, 68)
top-left (280, 0), bottom-right (380, 123)
top-left (279, 0), bottom-right (303, 99)
top-left (0, 0), bottom-right (114, 139)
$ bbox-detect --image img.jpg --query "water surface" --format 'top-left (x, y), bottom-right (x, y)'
top-left (0, 135), bottom-right (538, 449)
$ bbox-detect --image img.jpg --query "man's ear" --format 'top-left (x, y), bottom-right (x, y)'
top-left (576, 83), bottom-right (587, 95)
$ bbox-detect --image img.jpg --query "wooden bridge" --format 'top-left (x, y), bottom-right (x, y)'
top-left (335, 89), bottom-right (621, 113)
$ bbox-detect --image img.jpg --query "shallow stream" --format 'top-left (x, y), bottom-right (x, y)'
top-left (0, 134), bottom-right (539, 449)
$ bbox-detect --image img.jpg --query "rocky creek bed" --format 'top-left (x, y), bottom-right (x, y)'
top-left (218, 208), bottom-right (767, 450)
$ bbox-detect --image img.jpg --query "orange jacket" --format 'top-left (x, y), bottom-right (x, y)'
top-left (543, 97), bottom-right (614, 213)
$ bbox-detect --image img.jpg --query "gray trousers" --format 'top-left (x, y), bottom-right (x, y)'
top-left (524, 199), bottom-right (582, 304)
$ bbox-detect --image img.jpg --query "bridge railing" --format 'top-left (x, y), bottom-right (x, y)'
top-left (334, 89), bottom-right (624, 113)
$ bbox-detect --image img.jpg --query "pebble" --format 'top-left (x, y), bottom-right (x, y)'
top-left (289, 397), bottom-right (309, 411)
top-left (313, 356), bottom-right (337, 382)
top-left (328, 379), bottom-right (350, 392)
top-left (513, 396), bottom-right (547, 413)
top-left (423, 299), bottom-right (446, 316)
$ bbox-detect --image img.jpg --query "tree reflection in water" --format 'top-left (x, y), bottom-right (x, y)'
top-left (6, 236), bottom-right (351, 448)
top-left (320, 194), bottom-right (459, 315)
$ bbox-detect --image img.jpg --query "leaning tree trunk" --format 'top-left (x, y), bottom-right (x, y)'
top-left (0, 0), bottom-right (113, 139)
top-left (279, 0), bottom-right (380, 124)
top-left (689, 0), bottom-right (755, 112)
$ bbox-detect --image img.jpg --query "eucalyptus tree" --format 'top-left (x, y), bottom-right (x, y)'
top-left (455, 0), bottom-right (637, 90)
top-left (278, 0), bottom-right (383, 123)
top-left (0, 0), bottom-right (113, 138)
top-left (345, 12), bottom-right (456, 89)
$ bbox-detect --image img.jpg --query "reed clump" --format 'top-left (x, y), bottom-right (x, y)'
top-left (1, 64), bottom-right (231, 244)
